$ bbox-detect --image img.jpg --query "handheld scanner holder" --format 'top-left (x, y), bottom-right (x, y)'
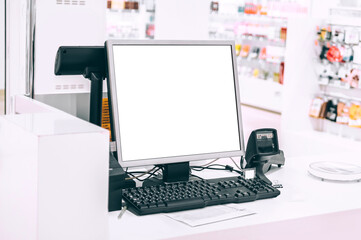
top-left (245, 128), bottom-right (284, 184)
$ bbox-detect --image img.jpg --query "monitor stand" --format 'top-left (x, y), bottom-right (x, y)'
top-left (143, 162), bottom-right (192, 187)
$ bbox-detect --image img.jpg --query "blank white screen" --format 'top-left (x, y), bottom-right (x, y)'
top-left (113, 45), bottom-right (240, 161)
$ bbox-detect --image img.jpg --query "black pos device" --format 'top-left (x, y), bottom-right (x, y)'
top-left (53, 43), bottom-right (284, 214)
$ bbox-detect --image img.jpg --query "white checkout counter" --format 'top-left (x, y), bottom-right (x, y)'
top-left (1, 96), bottom-right (361, 240)
top-left (109, 153), bottom-right (361, 240)
top-left (0, 96), bottom-right (110, 240)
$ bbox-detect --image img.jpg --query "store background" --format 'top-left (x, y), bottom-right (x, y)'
top-left (1, 0), bottom-right (361, 157)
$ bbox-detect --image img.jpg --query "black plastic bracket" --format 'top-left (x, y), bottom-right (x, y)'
top-left (142, 162), bottom-right (190, 187)
top-left (88, 71), bottom-right (104, 126)
top-left (163, 162), bottom-right (190, 182)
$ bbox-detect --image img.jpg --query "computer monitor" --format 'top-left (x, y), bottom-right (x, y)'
top-left (106, 40), bottom-right (245, 178)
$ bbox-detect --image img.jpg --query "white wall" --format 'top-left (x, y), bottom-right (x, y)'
top-left (32, 0), bottom-right (106, 118)
top-left (155, 0), bottom-right (209, 40)
top-left (5, 0), bottom-right (28, 113)
top-left (281, 16), bottom-right (319, 133)
top-left (35, 93), bottom-right (91, 121)
top-left (34, 0), bottom-right (106, 95)
top-left (0, 0), bottom-right (4, 90)
top-left (310, 0), bottom-right (339, 18)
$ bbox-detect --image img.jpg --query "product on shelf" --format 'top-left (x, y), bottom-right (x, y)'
top-left (249, 46), bottom-right (260, 59)
top-left (273, 72), bottom-right (279, 83)
top-left (244, 3), bottom-right (258, 15)
top-left (240, 45), bottom-right (251, 58)
top-left (345, 68), bottom-right (360, 88)
top-left (280, 27), bottom-right (287, 41)
top-left (344, 28), bottom-right (359, 45)
top-left (238, 5), bottom-right (245, 14)
top-left (259, 5), bottom-right (268, 15)
top-left (349, 103), bottom-right (361, 128)
top-left (234, 22), bottom-right (287, 42)
top-left (146, 24), bottom-right (155, 39)
top-left (107, 0), bottom-right (123, 9)
top-left (325, 99), bottom-right (338, 122)
top-left (326, 46), bottom-right (343, 63)
top-left (309, 97), bottom-right (325, 118)
top-left (279, 62), bottom-right (284, 84)
top-left (106, 0), bottom-right (155, 39)
top-left (312, 22), bottom-right (361, 137)
top-left (309, 95), bottom-right (361, 129)
top-left (336, 100), bottom-right (350, 124)
top-left (124, 1), bottom-right (139, 10)
top-left (352, 45), bottom-right (361, 64)
top-left (210, 1), bottom-right (219, 12)
top-left (341, 45), bottom-right (353, 62)
top-left (236, 43), bottom-right (284, 84)
top-left (331, 26), bottom-right (345, 43)
top-left (211, 0), bottom-right (307, 17)
top-left (208, 0), bottom-right (298, 90)
top-left (107, 0), bottom-right (139, 10)
top-left (259, 47), bottom-right (267, 60)
top-left (253, 68), bottom-right (259, 78)
top-left (235, 44), bottom-right (242, 56)
top-left (319, 45), bottom-right (329, 60)
top-left (317, 26), bottom-right (332, 42)
top-left (316, 24), bottom-right (361, 89)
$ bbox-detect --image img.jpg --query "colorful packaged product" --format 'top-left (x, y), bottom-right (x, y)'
top-left (280, 27), bottom-right (287, 41)
top-left (345, 68), bottom-right (360, 88)
top-left (244, 3), bottom-right (257, 14)
top-left (352, 45), bottom-right (361, 65)
top-left (349, 103), bottom-right (361, 128)
top-left (235, 44), bottom-right (242, 56)
top-left (210, 1), bottom-right (219, 12)
top-left (319, 45), bottom-right (329, 60)
top-left (259, 47), bottom-right (267, 60)
top-left (325, 99), bottom-right (338, 122)
top-left (326, 46), bottom-right (343, 63)
top-left (332, 27), bottom-right (345, 42)
top-left (273, 72), bottom-right (280, 83)
top-left (240, 45), bottom-right (251, 58)
top-left (249, 47), bottom-right (260, 59)
top-left (336, 100), bottom-right (351, 124)
top-left (253, 68), bottom-right (259, 78)
top-left (279, 62), bottom-right (284, 85)
top-left (341, 45), bottom-right (353, 62)
top-left (309, 97), bottom-right (325, 118)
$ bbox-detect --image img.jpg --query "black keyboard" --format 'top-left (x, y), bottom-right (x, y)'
top-left (122, 176), bottom-right (280, 215)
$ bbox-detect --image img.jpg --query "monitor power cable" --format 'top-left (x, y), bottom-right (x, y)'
top-left (125, 166), bottom-right (161, 181)
top-left (124, 157), bottom-right (244, 181)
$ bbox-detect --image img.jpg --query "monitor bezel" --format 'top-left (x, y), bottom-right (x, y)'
top-left (106, 40), bottom-right (245, 167)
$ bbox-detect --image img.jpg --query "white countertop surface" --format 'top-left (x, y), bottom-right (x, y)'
top-left (109, 152), bottom-right (361, 239)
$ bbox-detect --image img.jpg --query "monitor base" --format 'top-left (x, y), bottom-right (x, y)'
top-left (143, 162), bottom-right (191, 187)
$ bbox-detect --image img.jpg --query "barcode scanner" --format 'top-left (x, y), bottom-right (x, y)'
top-left (245, 128), bottom-right (285, 184)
